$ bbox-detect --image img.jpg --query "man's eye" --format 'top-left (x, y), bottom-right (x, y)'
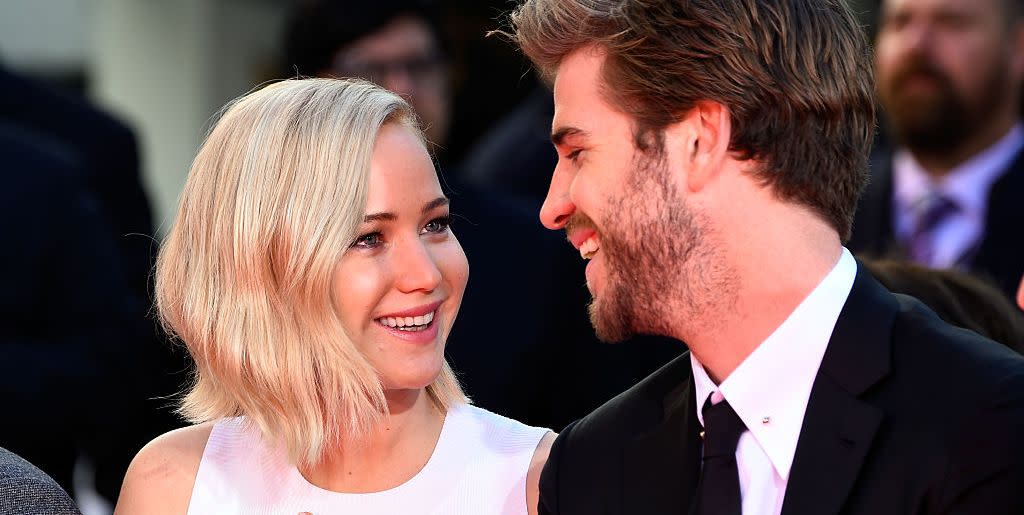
top-left (422, 215), bottom-right (451, 235)
top-left (352, 232), bottom-right (383, 248)
top-left (566, 149), bottom-right (583, 162)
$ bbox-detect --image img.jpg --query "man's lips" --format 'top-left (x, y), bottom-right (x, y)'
top-left (568, 228), bottom-right (597, 250)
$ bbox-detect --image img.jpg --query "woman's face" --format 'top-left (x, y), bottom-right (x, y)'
top-left (332, 123), bottom-right (468, 391)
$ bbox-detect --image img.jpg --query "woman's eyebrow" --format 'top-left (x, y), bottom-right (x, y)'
top-left (423, 197), bottom-right (449, 213)
top-left (362, 197), bottom-right (449, 222)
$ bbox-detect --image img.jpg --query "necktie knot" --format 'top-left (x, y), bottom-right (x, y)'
top-left (701, 398), bottom-right (747, 460)
top-left (908, 191), bottom-right (959, 264)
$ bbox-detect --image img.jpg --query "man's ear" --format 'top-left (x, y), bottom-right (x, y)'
top-left (665, 100), bottom-right (731, 193)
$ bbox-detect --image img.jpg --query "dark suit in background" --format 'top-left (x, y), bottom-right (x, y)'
top-left (539, 263), bottom-right (1024, 514)
top-left (0, 67), bottom-right (181, 502)
top-left (0, 122), bottom-right (135, 498)
top-left (460, 85), bottom-right (557, 202)
top-left (849, 144), bottom-right (1024, 299)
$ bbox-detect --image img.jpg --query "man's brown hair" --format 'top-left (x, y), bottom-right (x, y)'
top-left (506, 0), bottom-right (876, 241)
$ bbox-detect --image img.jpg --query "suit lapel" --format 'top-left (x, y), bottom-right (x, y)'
top-left (623, 373), bottom-right (702, 515)
top-left (781, 263), bottom-right (896, 515)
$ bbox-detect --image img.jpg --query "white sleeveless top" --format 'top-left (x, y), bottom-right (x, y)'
top-left (186, 404), bottom-right (549, 514)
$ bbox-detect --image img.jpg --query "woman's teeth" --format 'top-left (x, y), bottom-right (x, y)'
top-left (580, 236), bottom-right (600, 260)
top-left (377, 311), bottom-right (435, 331)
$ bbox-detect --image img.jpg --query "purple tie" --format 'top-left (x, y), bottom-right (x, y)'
top-left (908, 192), bottom-right (958, 265)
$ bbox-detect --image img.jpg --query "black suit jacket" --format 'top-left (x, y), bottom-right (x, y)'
top-left (848, 144), bottom-right (1024, 298)
top-left (539, 263), bottom-right (1024, 514)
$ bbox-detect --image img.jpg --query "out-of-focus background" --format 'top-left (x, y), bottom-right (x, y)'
top-left (0, 0), bottom-right (550, 228)
top-left (0, 0), bottom-right (884, 230)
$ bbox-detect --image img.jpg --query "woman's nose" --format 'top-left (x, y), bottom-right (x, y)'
top-left (394, 238), bottom-right (443, 293)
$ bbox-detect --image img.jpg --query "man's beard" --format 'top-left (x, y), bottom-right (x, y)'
top-left (576, 151), bottom-right (734, 343)
top-left (879, 53), bottom-right (1010, 155)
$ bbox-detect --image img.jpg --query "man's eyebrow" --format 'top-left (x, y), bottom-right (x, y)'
top-left (362, 197), bottom-right (449, 223)
top-left (423, 197), bottom-right (449, 213)
top-left (551, 126), bottom-right (587, 146)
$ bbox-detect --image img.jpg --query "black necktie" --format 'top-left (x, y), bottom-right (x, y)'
top-left (694, 397), bottom-right (746, 515)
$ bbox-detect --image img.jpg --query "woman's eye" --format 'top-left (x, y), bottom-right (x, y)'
top-left (422, 215), bottom-right (451, 235)
top-left (352, 232), bottom-right (383, 249)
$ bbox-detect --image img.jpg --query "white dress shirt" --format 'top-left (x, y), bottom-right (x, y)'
top-left (690, 247), bottom-right (857, 515)
top-left (892, 123), bottom-right (1024, 267)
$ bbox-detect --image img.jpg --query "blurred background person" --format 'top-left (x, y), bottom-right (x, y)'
top-left (0, 64), bottom-right (178, 510)
top-left (459, 82), bottom-right (557, 202)
top-left (848, 0), bottom-right (1024, 299)
top-left (285, 0), bottom-right (452, 157)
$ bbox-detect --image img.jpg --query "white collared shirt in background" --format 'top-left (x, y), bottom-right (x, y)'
top-left (690, 247), bottom-right (857, 515)
top-left (892, 123), bottom-right (1024, 268)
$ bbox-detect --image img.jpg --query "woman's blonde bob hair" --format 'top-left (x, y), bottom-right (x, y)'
top-left (155, 78), bottom-right (466, 466)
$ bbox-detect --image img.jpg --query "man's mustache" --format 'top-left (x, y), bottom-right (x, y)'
top-left (565, 212), bottom-right (598, 242)
top-left (888, 57), bottom-right (954, 92)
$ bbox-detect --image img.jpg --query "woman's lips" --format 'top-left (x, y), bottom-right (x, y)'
top-left (375, 315), bottom-right (440, 344)
top-left (374, 300), bottom-right (444, 345)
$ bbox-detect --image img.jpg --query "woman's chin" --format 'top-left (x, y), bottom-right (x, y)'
top-left (381, 368), bottom-right (443, 394)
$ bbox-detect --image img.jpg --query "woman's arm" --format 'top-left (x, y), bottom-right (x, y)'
top-left (527, 431), bottom-right (557, 515)
top-left (114, 423), bottom-right (213, 515)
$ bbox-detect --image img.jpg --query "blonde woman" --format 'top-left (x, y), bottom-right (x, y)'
top-left (115, 78), bottom-right (554, 514)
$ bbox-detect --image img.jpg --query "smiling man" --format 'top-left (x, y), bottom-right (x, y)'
top-left (504, 0), bottom-right (1024, 514)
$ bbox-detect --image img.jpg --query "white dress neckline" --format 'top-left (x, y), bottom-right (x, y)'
top-left (286, 403), bottom-right (462, 500)
top-left (187, 402), bottom-right (550, 514)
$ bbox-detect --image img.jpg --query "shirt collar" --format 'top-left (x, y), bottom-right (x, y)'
top-left (893, 123), bottom-right (1024, 225)
top-left (690, 248), bottom-right (857, 481)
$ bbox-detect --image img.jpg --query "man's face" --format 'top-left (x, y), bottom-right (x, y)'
top-left (543, 48), bottom-right (731, 342)
top-left (875, 0), bottom-right (1020, 153)
top-left (328, 15), bottom-right (450, 146)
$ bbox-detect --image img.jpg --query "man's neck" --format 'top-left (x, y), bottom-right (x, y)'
top-left (680, 206), bottom-right (843, 384)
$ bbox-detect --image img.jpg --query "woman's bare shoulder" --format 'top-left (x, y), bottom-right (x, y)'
top-left (114, 422), bottom-right (216, 515)
top-left (527, 431), bottom-right (557, 515)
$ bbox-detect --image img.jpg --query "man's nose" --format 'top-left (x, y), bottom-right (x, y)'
top-left (394, 238), bottom-right (442, 293)
top-left (899, 19), bottom-right (936, 57)
top-left (539, 163), bottom-right (575, 230)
